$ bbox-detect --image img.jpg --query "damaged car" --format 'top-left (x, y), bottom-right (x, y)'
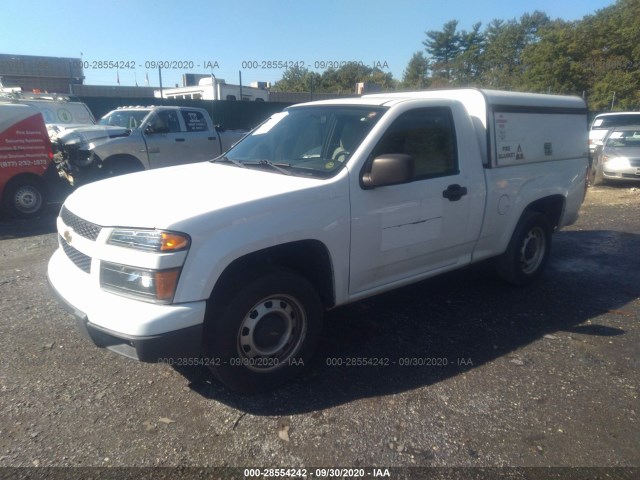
top-left (53, 105), bottom-right (247, 185)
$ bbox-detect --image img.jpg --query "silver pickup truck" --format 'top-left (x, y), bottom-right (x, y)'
top-left (53, 105), bottom-right (246, 185)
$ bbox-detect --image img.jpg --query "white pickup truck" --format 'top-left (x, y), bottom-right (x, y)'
top-left (48, 89), bottom-right (589, 392)
top-left (53, 105), bottom-right (246, 185)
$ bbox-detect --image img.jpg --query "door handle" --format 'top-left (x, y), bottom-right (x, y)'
top-left (208, 137), bottom-right (217, 141)
top-left (175, 138), bottom-right (185, 142)
top-left (442, 184), bottom-right (468, 201)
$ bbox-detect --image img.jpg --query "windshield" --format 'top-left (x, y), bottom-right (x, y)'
top-left (592, 114), bottom-right (640, 129)
top-left (605, 129), bottom-right (640, 148)
top-left (222, 105), bottom-right (387, 178)
top-left (99, 110), bottom-right (151, 129)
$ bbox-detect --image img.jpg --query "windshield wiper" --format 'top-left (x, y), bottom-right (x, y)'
top-left (242, 159), bottom-right (293, 176)
top-left (212, 157), bottom-right (293, 175)
top-left (212, 155), bottom-right (246, 168)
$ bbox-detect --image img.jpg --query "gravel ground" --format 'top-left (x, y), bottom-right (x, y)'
top-left (0, 184), bottom-right (638, 476)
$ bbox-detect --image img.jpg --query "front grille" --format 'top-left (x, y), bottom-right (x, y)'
top-left (622, 173), bottom-right (640, 179)
top-left (59, 235), bottom-right (92, 274)
top-left (60, 206), bottom-right (102, 241)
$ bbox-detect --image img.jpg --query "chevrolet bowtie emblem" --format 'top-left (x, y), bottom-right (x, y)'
top-left (63, 229), bottom-right (73, 244)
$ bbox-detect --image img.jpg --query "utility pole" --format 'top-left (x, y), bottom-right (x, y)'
top-left (610, 91), bottom-right (616, 111)
top-left (159, 67), bottom-right (164, 99)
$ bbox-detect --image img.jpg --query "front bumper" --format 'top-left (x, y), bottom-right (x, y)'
top-left (602, 168), bottom-right (640, 182)
top-left (47, 248), bottom-right (206, 362)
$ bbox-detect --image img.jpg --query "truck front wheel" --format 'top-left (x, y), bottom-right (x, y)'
top-left (204, 268), bottom-right (323, 393)
top-left (496, 211), bottom-right (551, 286)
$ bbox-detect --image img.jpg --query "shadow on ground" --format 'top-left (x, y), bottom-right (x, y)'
top-left (0, 204), bottom-right (59, 239)
top-left (174, 229), bottom-right (640, 414)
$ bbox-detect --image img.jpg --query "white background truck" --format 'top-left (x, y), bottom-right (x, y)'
top-left (53, 105), bottom-right (247, 185)
top-left (48, 89), bottom-right (588, 393)
top-left (0, 91), bottom-right (96, 137)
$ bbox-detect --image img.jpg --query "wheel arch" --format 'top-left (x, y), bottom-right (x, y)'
top-left (3, 171), bottom-right (46, 190)
top-left (101, 153), bottom-right (145, 171)
top-left (207, 239), bottom-right (336, 314)
top-left (523, 194), bottom-right (566, 230)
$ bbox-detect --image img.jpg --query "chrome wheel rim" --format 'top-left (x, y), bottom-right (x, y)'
top-left (519, 226), bottom-right (546, 274)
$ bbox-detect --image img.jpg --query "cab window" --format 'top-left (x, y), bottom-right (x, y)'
top-left (370, 108), bottom-right (458, 180)
top-left (181, 110), bottom-right (208, 132)
top-left (148, 110), bottom-right (182, 133)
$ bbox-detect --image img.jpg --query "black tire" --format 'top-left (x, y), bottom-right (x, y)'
top-left (204, 268), bottom-right (323, 393)
top-left (496, 211), bottom-right (552, 286)
top-left (2, 177), bottom-right (47, 219)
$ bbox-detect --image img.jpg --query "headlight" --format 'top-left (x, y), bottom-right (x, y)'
top-left (602, 155), bottom-right (629, 169)
top-left (108, 229), bottom-right (190, 252)
top-left (100, 262), bottom-right (181, 304)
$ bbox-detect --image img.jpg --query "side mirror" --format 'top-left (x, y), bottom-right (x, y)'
top-left (362, 154), bottom-right (414, 188)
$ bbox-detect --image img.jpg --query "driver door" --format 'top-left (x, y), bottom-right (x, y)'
top-left (143, 109), bottom-right (186, 169)
top-left (349, 106), bottom-right (474, 294)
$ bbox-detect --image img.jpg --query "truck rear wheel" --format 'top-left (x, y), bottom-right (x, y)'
top-left (3, 177), bottom-right (46, 219)
top-left (204, 267), bottom-right (323, 393)
top-left (496, 211), bottom-right (551, 286)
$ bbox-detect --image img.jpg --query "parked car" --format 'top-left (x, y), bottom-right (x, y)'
top-left (590, 125), bottom-right (640, 185)
top-left (589, 112), bottom-right (640, 154)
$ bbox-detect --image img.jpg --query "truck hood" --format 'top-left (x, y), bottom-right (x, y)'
top-left (63, 162), bottom-right (329, 230)
top-left (54, 125), bottom-right (130, 145)
top-left (47, 123), bottom-right (97, 137)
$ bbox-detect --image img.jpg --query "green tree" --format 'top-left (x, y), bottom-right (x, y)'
top-left (592, 70), bottom-right (640, 110)
top-left (520, 20), bottom-right (586, 95)
top-left (271, 66), bottom-right (320, 93)
top-left (453, 22), bottom-right (485, 85)
top-left (332, 62), bottom-right (375, 92)
top-left (423, 20), bottom-right (460, 84)
top-left (401, 51), bottom-right (430, 89)
top-left (368, 68), bottom-right (396, 91)
top-left (577, 0), bottom-right (640, 109)
top-left (480, 12), bottom-right (550, 89)
top-left (274, 62), bottom-right (396, 94)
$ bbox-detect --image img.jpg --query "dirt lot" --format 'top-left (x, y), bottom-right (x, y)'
top-left (0, 184), bottom-right (638, 477)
